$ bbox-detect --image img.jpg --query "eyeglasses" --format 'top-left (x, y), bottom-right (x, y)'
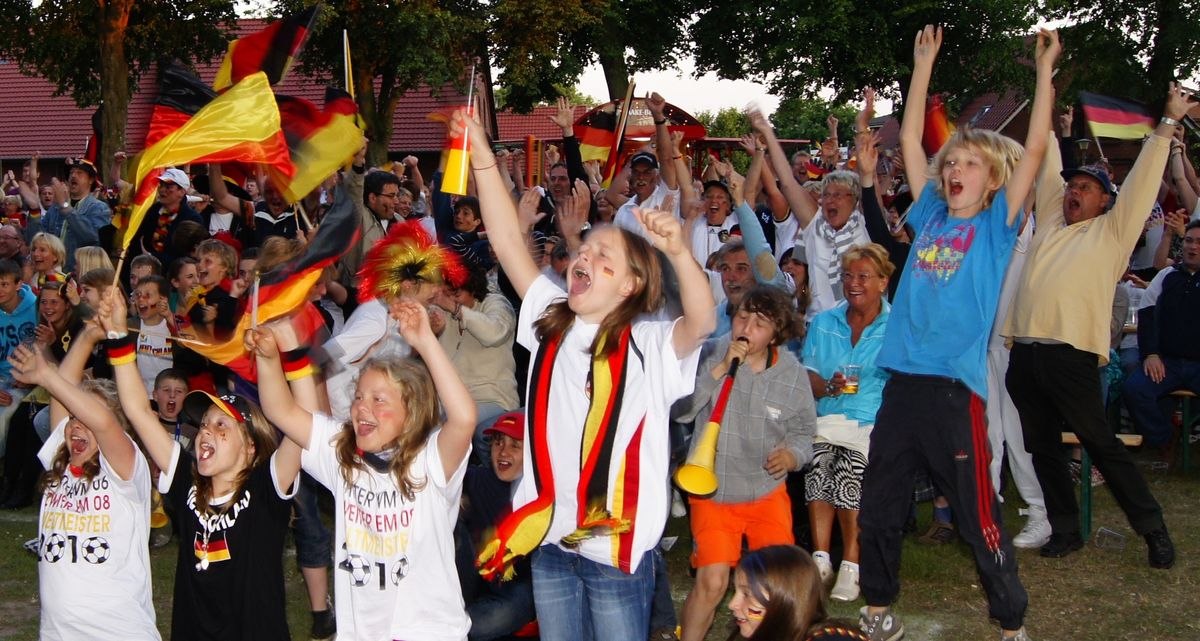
top-left (840, 272), bottom-right (878, 283)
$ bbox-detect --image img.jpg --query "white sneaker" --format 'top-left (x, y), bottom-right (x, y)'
top-left (814, 554), bottom-right (834, 590)
top-left (670, 489), bottom-right (687, 518)
top-left (830, 562), bottom-right (860, 602)
top-left (1012, 513), bottom-right (1051, 549)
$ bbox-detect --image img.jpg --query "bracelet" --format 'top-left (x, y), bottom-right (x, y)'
top-left (653, 118), bottom-right (667, 125)
top-left (824, 380), bottom-right (837, 396)
top-left (105, 334), bottom-right (136, 366)
top-left (472, 161), bottom-right (497, 171)
top-left (281, 348), bottom-right (318, 380)
top-left (1162, 116), bottom-right (1180, 127)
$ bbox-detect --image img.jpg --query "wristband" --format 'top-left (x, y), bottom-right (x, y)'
top-left (653, 118), bottom-right (667, 126)
top-left (281, 348), bottom-right (318, 381)
top-left (1161, 116), bottom-right (1180, 127)
top-left (105, 334), bottom-right (136, 366)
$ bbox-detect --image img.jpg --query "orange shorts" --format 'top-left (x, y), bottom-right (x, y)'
top-left (688, 484), bottom-right (794, 568)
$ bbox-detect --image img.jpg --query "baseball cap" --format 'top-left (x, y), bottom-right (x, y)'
top-left (182, 391), bottom-right (253, 426)
top-left (68, 158), bottom-right (98, 178)
top-left (629, 151), bottom-right (658, 169)
top-left (702, 180), bottom-right (732, 200)
top-left (484, 412), bottom-right (524, 441)
top-left (159, 167), bottom-right (192, 191)
top-left (1060, 165), bottom-right (1116, 196)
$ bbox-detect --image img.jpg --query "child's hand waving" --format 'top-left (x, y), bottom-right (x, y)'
top-left (8, 343), bottom-right (50, 386)
top-left (390, 298), bottom-right (435, 348)
top-left (1034, 28), bottom-right (1061, 71)
top-left (912, 25), bottom-right (942, 68)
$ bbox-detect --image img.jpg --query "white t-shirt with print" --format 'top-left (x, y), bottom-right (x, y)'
top-left (37, 418), bottom-right (159, 641)
top-left (137, 317), bottom-right (173, 396)
top-left (514, 275), bottom-right (701, 573)
top-left (303, 414), bottom-right (470, 641)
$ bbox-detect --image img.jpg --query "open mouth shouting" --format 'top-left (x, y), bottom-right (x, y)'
top-left (569, 263), bottom-right (592, 297)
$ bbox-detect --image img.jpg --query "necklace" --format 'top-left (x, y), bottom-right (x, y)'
top-left (195, 514), bottom-right (212, 571)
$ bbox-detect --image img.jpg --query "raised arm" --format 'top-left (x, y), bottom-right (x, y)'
top-left (10, 343), bottom-right (137, 480)
top-left (207, 163), bottom-right (244, 214)
top-left (392, 299), bottom-right (475, 479)
top-left (452, 109), bottom-right (541, 298)
top-left (741, 135), bottom-right (765, 208)
top-left (244, 327), bottom-right (306, 489)
top-left (899, 25), bottom-right (942, 201)
top-left (636, 208), bottom-right (716, 356)
top-left (752, 109), bottom-right (819, 227)
top-left (96, 289), bottom-right (175, 473)
top-left (647, 93), bottom-right (678, 189)
top-left (1004, 29), bottom-right (1061, 226)
top-left (1168, 137), bottom-right (1198, 214)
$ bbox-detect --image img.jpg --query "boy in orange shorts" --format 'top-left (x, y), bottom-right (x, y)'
top-left (675, 286), bottom-right (817, 641)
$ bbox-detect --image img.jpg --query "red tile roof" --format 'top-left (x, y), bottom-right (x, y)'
top-left (0, 18), bottom-right (473, 160)
top-left (495, 105), bottom-right (589, 142)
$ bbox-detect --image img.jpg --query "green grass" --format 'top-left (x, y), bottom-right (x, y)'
top-left (1, 455), bottom-right (1197, 640)
top-left (665, 456), bottom-right (1200, 641)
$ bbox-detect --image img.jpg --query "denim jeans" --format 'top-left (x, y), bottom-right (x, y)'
top-left (531, 545), bottom-right (655, 641)
top-left (1123, 357), bottom-right (1200, 447)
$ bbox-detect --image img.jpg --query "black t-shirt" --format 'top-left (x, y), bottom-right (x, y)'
top-left (164, 447), bottom-right (293, 641)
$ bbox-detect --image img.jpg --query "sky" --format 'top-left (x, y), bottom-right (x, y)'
top-left (574, 58), bottom-right (784, 117)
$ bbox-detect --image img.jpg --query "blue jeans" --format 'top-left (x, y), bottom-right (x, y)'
top-left (1122, 357), bottom-right (1200, 447)
top-left (531, 545), bottom-right (655, 641)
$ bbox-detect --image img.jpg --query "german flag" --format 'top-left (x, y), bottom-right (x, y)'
top-left (120, 68), bottom-right (291, 249)
top-left (922, 93), bottom-right (956, 156)
top-left (575, 108), bottom-right (618, 163)
top-left (1080, 91), bottom-right (1155, 140)
top-left (180, 183), bottom-right (359, 381)
top-left (212, 4), bottom-right (320, 91)
top-left (267, 87), bottom-right (363, 203)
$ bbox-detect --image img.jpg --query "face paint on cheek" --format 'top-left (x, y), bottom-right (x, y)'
top-left (601, 266), bottom-right (615, 278)
top-left (746, 607), bottom-right (765, 621)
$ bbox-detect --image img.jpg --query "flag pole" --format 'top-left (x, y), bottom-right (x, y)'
top-left (602, 78), bottom-right (637, 188)
top-left (343, 29), bottom-right (353, 99)
top-left (1093, 135), bottom-right (1106, 163)
top-left (251, 277), bottom-right (260, 330)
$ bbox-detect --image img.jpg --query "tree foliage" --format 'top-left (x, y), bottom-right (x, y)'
top-left (494, 84), bottom-right (600, 111)
top-left (278, 0), bottom-right (487, 165)
top-left (0, 0), bottom-right (236, 174)
top-left (771, 96), bottom-right (858, 143)
top-left (1046, 0), bottom-right (1200, 110)
top-left (689, 0), bottom-right (1036, 111)
top-left (488, 0), bottom-right (690, 111)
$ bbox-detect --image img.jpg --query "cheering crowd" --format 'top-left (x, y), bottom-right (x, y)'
top-left (0, 23), bottom-right (1196, 641)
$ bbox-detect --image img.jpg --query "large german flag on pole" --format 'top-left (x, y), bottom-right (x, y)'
top-left (120, 68), bottom-right (290, 250)
top-left (212, 4), bottom-right (320, 91)
top-left (181, 184), bottom-right (360, 381)
top-left (268, 87), bottom-right (363, 203)
top-left (1080, 92), bottom-right (1156, 140)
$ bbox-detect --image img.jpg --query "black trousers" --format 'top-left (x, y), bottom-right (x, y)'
top-left (859, 374), bottom-right (1027, 630)
top-left (1006, 342), bottom-right (1164, 536)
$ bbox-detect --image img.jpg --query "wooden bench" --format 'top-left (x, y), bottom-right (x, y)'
top-left (1061, 432), bottom-right (1143, 540)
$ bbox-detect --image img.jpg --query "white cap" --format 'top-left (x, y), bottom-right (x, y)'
top-left (159, 167), bottom-right (191, 191)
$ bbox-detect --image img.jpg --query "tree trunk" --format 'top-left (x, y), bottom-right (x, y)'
top-left (1143, 0), bottom-right (1180, 114)
top-left (97, 0), bottom-right (134, 182)
top-left (598, 50), bottom-right (629, 101)
top-left (353, 65), bottom-right (396, 168)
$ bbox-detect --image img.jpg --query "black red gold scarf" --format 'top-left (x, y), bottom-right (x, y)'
top-left (477, 325), bottom-right (643, 580)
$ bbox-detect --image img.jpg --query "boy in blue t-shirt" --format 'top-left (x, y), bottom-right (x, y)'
top-left (857, 25), bottom-right (1060, 641)
top-left (0, 258), bottom-right (37, 461)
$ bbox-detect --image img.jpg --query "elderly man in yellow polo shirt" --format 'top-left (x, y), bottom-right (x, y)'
top-left (1002, 84), bottom-right (1193, 571)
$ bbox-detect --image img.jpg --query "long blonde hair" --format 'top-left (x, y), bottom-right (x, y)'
top-left (335, 356), bottom-right (439, 501)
